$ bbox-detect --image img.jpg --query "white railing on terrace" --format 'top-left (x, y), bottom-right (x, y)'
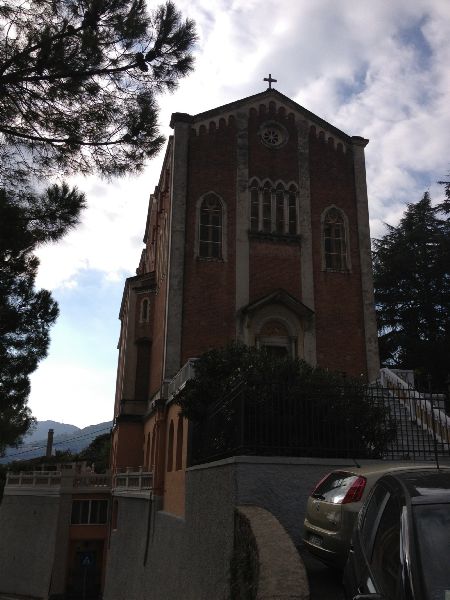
top-left (167, 358), bottom-right (198, 401)
top-left (114, 467), bottom-right (153, 491)
top-left (72, 474), bottom-right (111, 488)
top-left (6, 471), bottom-right (62, 487)
top-left (5, 471), bottom-right (111, 490)
top-left (380, 367), bottom-right (450, 447)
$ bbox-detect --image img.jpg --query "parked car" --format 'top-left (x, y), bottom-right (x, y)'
top-left (343, 469), bottom-right (450, 600)
top-left (302, 463), bottom-right (448, 569)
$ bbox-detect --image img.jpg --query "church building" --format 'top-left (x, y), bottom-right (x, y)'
top-left (110, 82), bottom-right (379, 517)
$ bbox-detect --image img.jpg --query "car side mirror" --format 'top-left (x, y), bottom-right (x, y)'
top-left (353, 595), bottom-right (385, 600)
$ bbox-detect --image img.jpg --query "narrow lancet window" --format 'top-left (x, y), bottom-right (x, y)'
top-left (199, 194), bottom-right (222, 258)
top-left (323, 207), bottom-right (347, 270)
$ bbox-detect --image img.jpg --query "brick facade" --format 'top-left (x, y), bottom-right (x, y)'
top-left (110, 88), bottom-right (379, 514)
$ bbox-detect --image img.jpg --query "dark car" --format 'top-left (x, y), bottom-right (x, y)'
top-left (343, 468), bottom-right (450, 600)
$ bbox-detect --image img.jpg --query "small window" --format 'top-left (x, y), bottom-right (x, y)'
top-left (199, 194), bottom-right (222, 258)
top-left (71, 499), bottom-right (108, 525)
top-left (140, 298), bottom-right (150, 323)
top-left (323, 207), bottom-right (348, 271)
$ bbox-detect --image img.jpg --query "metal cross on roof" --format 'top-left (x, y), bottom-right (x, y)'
top-left (264, 74), bottom-right (277, 89)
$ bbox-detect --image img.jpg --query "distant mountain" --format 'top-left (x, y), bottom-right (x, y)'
top-left (25, 420), bottom-right (80, 443)
top-left (0, 420), bottom-right (113, 464)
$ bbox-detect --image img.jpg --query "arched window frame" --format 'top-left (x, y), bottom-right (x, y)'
top-left (140, 297), bottom-right (150, 323)
top-left (255, 316), bottom-right (298, 359)
top-left (321, 206), bottom-right (351, 272)
top-left (248, 178), bottom-right (299, 235)
top-left (195, 192), bottom-right (227, 260)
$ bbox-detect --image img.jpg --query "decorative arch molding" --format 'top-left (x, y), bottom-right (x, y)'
top-left (195, 191), bottom-right (227, 261)
top-left (320, 205), bottom-right (351, 272)
top-left (237, 289), bottom-right (314, 361)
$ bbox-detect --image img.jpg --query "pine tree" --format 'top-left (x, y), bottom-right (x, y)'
top-left (373, 190), bottom-right (450, 388)
top-left (0, 185), bottom-right (86, 455)
top-left (0, 1), bottom-right (196, 451)
top-left (0, 0), bottom-right (197, 187)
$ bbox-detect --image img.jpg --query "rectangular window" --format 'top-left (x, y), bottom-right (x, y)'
top-left (71, 500), bottom-right (108, 525)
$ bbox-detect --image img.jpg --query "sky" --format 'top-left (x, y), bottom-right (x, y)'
top-left (29, 0), bottom-right (450, 428)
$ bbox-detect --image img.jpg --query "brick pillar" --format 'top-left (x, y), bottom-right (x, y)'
top-left (352, 136), bottom-right (380, 382)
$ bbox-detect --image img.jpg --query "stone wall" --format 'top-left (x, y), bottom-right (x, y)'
top-left (0, 494), bottom-right (60, 598)
top-left (104, 461), bottom-right (236, 600)
top-left (104, 455), bottom-right (425, 599)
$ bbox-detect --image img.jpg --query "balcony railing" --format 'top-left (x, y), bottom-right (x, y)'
top-left (5, 470), bottom-right (112, 493)
top-left (6, 471), bottom-right (62, 487)
top-left (167, 358), bottom-right (198, 402)
top-left (114, 468), bottom-right (153, 492)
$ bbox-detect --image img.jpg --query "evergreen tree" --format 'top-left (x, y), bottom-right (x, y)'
top-left (0, 1), bottom-right (196, 451)
top-left (373, 189), bottom-right (450, 388)
top-left (0, 184), bottom-right (86, 455)
top-left (0, 0), bottom-right (197, 187)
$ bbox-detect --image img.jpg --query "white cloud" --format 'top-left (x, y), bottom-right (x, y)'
top-left (29, 361), bottom-right (115, 428)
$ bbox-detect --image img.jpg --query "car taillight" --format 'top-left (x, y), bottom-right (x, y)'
top-left (342, 476), bottom-right (366, 504)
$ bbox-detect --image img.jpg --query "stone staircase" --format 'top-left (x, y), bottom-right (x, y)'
top-left (375, 368), bottom-right (450, 463)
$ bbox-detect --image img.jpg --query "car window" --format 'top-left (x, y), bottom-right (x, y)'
top-left (312, 471), bottom-right (359, 503)
top-left (361, 485), bottom-right (390, 555)
top-left (370, 494), bottom-right (401, 600)
top-left (413, 503), bottom-right (450, 600)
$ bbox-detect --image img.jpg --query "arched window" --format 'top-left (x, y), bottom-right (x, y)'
top-left (167, 420), bottom-right (174, 472)
top-left (249, 180), bottom-right (298, 235)
top-left (140, 298), bottom-right (150, 323)
top-left (199, 193), bottom-right (223, 258)
top-left (323, 207), bottom-right (348, 271)
top-left (175, 416), bottom-right (183, 470)
top-left (257, 319), bottom-right (293, 358)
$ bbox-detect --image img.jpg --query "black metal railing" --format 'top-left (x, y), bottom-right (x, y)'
top-left (188, 382), bottom-right (450, 466)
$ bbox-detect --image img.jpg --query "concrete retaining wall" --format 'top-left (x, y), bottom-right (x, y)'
top-left (104, 456), bottom-right (428, 599)
top-left (0, 494), bottom-right (60, 599)
top-left (104, 462), bottom-right (236, 600)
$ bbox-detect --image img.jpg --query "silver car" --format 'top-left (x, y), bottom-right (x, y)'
top-left (303, 463), bottom-right (446, 569)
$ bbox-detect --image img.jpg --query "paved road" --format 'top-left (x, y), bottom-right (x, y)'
top-left (298, 546), bottom-right (345, 600)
